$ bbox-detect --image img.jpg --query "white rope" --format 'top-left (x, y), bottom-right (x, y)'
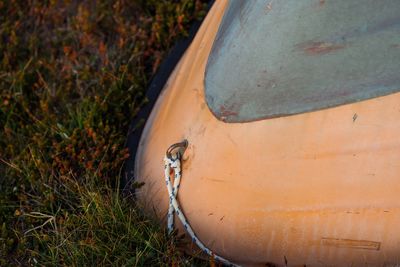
top-left (164, 142), bottom-right (240, 267)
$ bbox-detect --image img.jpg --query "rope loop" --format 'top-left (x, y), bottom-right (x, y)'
top-left (164, 140), bottom-right (240, 267)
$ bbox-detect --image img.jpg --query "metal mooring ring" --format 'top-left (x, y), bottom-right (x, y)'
top-left (166, 139), bottom-right (188, 159)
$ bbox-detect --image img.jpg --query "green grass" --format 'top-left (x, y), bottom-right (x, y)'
top-left (0, 0), bottom-right (209, 265)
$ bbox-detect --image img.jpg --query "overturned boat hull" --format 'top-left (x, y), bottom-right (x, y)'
top-left (135, 1), bottom-right (400, 265)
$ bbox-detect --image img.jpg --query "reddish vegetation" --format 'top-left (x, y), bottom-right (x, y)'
top-left (0, 0), bottom-right (208, 265)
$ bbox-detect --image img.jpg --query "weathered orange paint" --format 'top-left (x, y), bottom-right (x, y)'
top-left (135, 1), bottom-right (400, 266)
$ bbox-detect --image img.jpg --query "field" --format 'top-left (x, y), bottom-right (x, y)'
top-left (0, 0), bottom-right (209, 265)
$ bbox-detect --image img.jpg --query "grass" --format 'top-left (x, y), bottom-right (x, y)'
top-left (0, 0), bottom-right (209, 265)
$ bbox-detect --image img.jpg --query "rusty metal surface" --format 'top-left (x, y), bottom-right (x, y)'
top-left (205, 0), bottom-right (400, 122)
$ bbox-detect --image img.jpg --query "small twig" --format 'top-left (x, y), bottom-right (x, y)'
top-left (0, 157), bottom-right (22, 172)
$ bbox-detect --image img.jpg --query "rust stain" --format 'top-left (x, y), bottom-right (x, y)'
top-left (219, 104), bottom-right (239, 117)
top-left (319, 0), bottom-right (325, 6)
top-left (321, 238), bottom-right (381, 250)
top-left (297, 41), bottom-right (345, 55)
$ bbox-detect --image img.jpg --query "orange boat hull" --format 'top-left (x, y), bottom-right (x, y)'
top-left (135, 1), bottom-right (400, 265)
